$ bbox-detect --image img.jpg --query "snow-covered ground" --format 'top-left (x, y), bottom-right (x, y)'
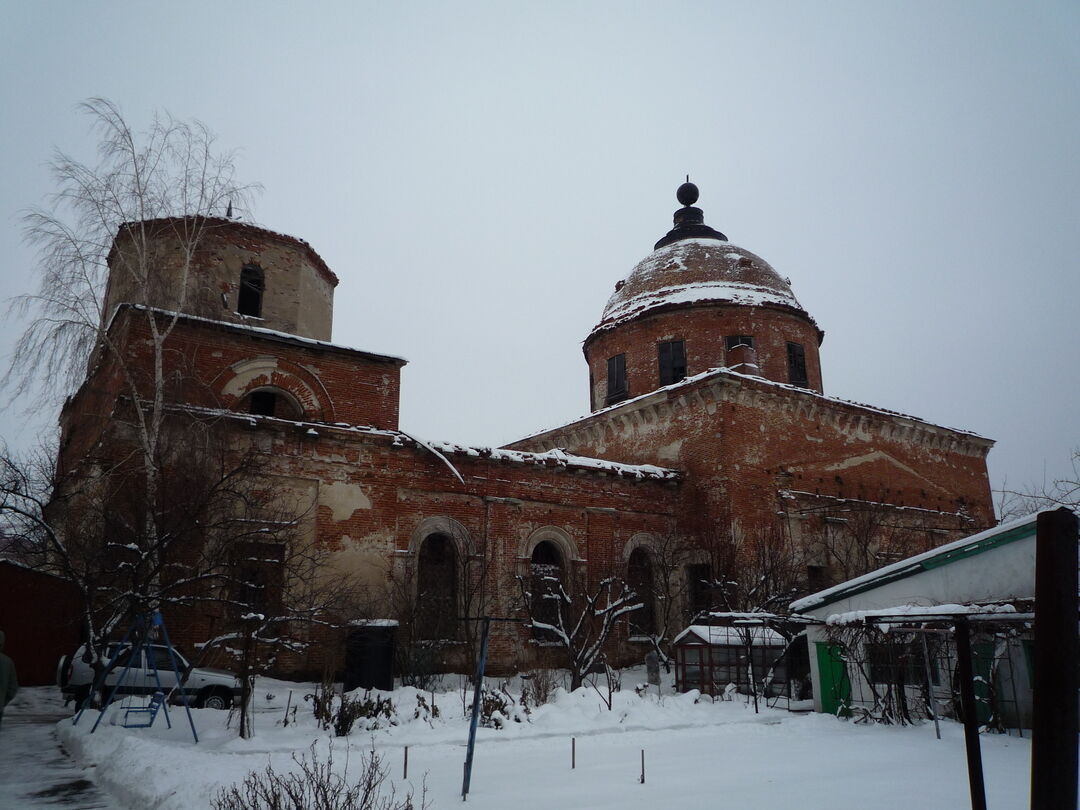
top-left (45, 672), bottom-right (1033, 809)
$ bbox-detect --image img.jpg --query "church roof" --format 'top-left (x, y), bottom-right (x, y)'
top-left (593, 238), bottom-right (808, 336)
top-left (588, 183), bottom-right (816, 340)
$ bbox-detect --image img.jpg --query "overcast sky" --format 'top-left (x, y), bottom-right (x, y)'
top-left (2, 1), bottom-right (1077, 507)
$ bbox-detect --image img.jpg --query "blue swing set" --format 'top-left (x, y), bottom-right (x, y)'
top-left (71, 611), bottom-right (200, 742)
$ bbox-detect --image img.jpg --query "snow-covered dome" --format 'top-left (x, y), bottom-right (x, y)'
top-left (581, 182), bottom-right (825, 410)
top-left (592, 238), bottom-right (807, 336)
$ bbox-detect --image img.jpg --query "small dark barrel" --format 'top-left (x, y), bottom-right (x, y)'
top-left (344, 622), bottom-right (396, 691)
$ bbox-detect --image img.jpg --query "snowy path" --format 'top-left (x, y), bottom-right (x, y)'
top-left (0, 691), bottom-right (120, 809)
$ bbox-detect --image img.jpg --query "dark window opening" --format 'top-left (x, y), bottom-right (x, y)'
top-left (417, 533), bottom-right (458, 640)
top-left (238, 265), bottom-right (265, 318)
top-left (787, 342), bottom-right (808, 387)
top-left (686, 563), bottom-right (713, 621)
top-left (658, 340), bottom-right (687, 386)
top-left (725, 335), bottom-right (754, 351)
top-left (606, 354), bottom-right (627, 406)
top-left (530, 541), bottom-right (565, 641)
top-left (243, 389), bottom-right (303, 420)
top-left (249, 390), bottom-right (278, 416)
top-left (627, 548), bottom-right (657, 636)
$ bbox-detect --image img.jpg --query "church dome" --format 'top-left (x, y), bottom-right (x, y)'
top-left (592, 238), bottom-right (808, 337)
top-left (582, 182), bottom-right (825, 411)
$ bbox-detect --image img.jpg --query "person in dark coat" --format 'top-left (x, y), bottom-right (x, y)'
top-left (0, 630), bottom-right (18, 728)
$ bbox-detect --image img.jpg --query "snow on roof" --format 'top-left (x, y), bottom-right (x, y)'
top-left (167, 405), bottom-right (679, 482)
top-left (673, 625), bottom-right (787, 646)
top-left (822, 602), bottom-right (1023, 627)
top-left (779, 490), bottom-right (972, 521)
top-left (599, 280), bottom-right (800, 331)
top-left (121, 305), bottom-right (406, 364)
top-left (591, 238), bottom-right (807, 337)
top-left (513, 365), bottom-right (991, 447)
top-left (789, 512), bottom-right (1040, 614)
top-left (423, 440), bottom-right (680, 481)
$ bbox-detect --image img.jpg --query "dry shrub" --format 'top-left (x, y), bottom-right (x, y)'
top-left (212, 743), bottom-right (425, 810)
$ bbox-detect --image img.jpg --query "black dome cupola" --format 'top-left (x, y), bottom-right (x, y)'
top-left (653, 179), bottom-right (728, 250)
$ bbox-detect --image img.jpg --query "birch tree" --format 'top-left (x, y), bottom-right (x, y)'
top-left (3, 99), bottom-right (258, 669)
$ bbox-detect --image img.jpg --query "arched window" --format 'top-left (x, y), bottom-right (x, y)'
top-left (627, 547), bottom-right (657, 637)
top-left (240, 387), bottom-right (303, 420)
top-left (416, 533), bottom-right (458, 640)
top-left (530, 540), bottom-right (564, 640)
top-left (238, 265), bottom-right (265, 317)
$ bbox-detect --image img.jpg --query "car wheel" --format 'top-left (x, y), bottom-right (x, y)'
top-left (199, 689), bottom-right (230, 710)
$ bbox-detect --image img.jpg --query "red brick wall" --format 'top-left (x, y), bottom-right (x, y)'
top-left (510, 368), bottom-right (995, 551)
top-left (78, 309), bottom-right (403, 431)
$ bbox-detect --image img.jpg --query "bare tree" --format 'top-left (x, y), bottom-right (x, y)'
top-left (704, 519), bottom-right (811, 617)
top-left (515, 566), bottom-right (641, 691)
top-left (995, 448), bottom-right (1080, 521)
top-left (2, 99), bottom-right (262, 674)
top-left (1, 416), bottom-right (361, 704)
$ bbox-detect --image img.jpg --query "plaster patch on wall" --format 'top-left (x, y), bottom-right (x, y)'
top-left (321, 480), bottom-right (372, 521)
top-left (657, 439), bottom-right (684, 463)
top-left (327, 532), bottom-right (395, 595)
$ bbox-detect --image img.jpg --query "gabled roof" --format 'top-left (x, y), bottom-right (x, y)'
top-left (789, 512), bottom-right (1040, 613)
top-left (673, 625), bottom-right (787, 646)
top-left (512, 365), bottom-right (992, 451)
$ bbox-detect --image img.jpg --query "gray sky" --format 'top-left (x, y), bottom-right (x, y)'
top-left (2, 1), bottom-right (1078, 505)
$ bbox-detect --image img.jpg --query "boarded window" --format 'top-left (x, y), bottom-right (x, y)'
top-left (238, 265), bottom-right (265, 317)
top-left (658, 340), bottom-right (687, 386)
top-left (627, 547), bottom-right (657, 636)
top-left (606, 354), bottom-right (627, 405)
top-left (416, 533), bottom-right (458, 640)
top-left (787, 342), bottom-right (808, 387)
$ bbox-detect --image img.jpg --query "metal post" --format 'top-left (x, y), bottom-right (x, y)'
top-left (919, 632), bottom-right (941, 740)
top-left (462, 616), bottom-right (491, 801)
top-left (1031, 508), bottom-right (1078, 810)
top-left (954, 618), bottom-right (987, 810)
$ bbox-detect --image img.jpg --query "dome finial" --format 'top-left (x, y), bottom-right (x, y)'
top-left (654, 177), bottom-right (726, 249)
top-left (677, 177), bottom-right (699, 207)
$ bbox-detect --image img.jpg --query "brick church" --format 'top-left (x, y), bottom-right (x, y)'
top-left (56, 182), bottom-right (995, 676)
